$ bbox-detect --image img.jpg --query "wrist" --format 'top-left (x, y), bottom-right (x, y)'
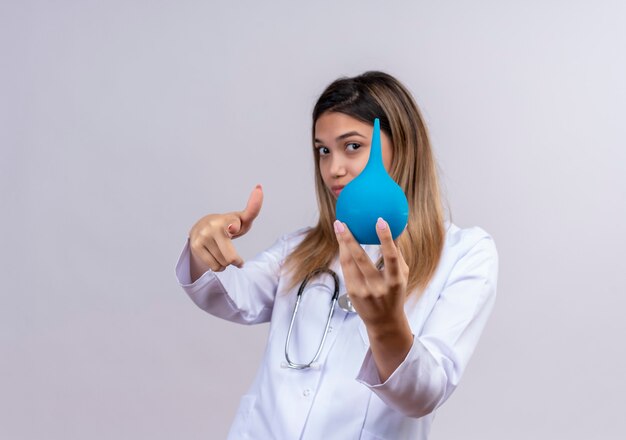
top-left (365, 315), bottom-right (414, 382)
top-left (365, 315), bottom-right (413, 345)
top-left (189, 246), bottom-right (210, 282)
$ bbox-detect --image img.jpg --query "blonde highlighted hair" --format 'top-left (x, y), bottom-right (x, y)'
top-left (284, 71), bottom-right (445, 295)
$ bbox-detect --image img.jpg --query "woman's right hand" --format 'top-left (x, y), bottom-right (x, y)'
top-left (188, 185), bottom-right (264, 281)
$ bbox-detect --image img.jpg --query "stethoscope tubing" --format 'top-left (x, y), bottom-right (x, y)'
top-left (284, 268), bottom-right (350, 370)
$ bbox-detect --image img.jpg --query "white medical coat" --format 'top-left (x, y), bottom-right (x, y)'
top-left (175, 222), bottom-right (498, 439)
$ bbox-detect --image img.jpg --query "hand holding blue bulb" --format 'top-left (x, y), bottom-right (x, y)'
top-left (335, 118), bottom-right (409, 244)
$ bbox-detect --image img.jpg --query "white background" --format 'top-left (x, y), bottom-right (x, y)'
top-left (1, 1), bottom-right (625, 438)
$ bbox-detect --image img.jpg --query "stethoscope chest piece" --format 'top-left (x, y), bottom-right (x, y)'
top-left (337, 293), bottom-right (356, 313)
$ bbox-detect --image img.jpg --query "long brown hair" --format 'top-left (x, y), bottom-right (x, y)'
top-left (284, 71), bottom-right (445, 295)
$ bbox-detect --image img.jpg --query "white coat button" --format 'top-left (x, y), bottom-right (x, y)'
top-left (303, 388), bottom-right (311, 397)
top-left (328, 325), bottom-right (333, 333)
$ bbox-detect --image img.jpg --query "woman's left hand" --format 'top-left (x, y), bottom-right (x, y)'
top-left (334, 217), bottom-right (410, 330)
top-left (334, 217), bottom-right (413, 381)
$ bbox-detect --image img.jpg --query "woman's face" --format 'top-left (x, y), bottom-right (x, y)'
top-left (314, 111), bottom-right (393, 198)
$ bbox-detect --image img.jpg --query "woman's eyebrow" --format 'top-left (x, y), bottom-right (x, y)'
top-left (336, 131), bottom-right (366, 141)
top-left (314, 131), bottom-right (367, 144)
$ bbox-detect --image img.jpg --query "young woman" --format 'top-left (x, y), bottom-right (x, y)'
top-left (175, 71), bottom-right (498, 439)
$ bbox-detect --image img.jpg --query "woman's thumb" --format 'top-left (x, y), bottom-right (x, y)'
top-left (239, 184), bottom-right (264, 225)
top-left (229, 184), bottom-right (263, 237)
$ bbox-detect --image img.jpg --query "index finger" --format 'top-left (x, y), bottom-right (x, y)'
top-left (217, 234), bottom-right (245, 268)
top-left (375, 217), bottom-right (400, 279)
top-left (335, 220), bottom-right (380, 280)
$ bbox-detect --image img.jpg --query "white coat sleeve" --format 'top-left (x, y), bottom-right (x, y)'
top-left (356, 235), bottom-right (498, 418)
top-left (174, 235), bottom-right (288, 325)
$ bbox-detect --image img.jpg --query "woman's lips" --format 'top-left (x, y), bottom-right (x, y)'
top-left (331, 186), bottom-right (345, 196)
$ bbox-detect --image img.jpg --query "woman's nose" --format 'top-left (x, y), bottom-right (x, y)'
top-left (330, 155), bottom-right (347, 177)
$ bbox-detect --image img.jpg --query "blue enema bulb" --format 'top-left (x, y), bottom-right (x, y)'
top-left (335, 118), bottom-right (409, 244)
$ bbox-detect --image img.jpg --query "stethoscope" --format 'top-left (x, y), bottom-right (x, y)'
top-left (283, 268), bottom-right (357, 370)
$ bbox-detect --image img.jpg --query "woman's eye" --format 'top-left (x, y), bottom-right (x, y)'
top-left (346, 143), bottom-right (361, 151)
top-left (317, 146), bottom-right (330, 156)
